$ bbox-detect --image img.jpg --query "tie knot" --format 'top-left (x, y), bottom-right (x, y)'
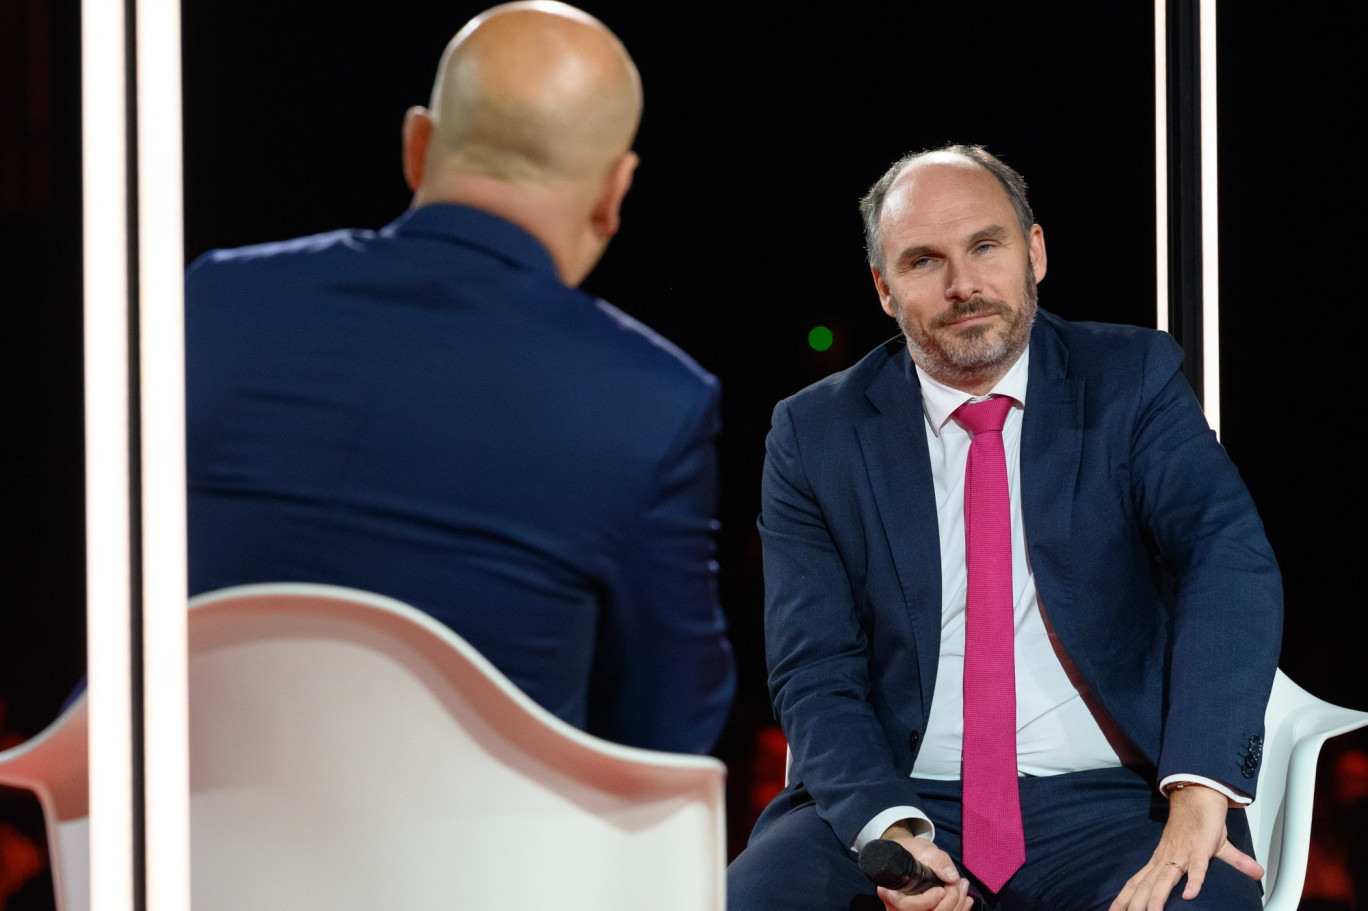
top-left (955, 395), bottom-right (1013, 434)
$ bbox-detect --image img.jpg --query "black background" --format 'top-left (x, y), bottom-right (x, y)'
top-left (5, 0), bottom-right (1366, 864)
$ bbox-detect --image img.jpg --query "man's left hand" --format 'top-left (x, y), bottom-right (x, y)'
top-left (1108, 783), bottom-right (1263, 911)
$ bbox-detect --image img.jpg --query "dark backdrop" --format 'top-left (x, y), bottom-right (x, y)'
top-left (182, 0), bottom-right (1161, 779)
top-left (5, 0), bottom-right (1365, 867)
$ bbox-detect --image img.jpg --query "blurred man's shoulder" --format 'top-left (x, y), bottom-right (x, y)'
top-left (186, 227), bottom-right (378, 283)
top-left (588, 298), bottom-right (718, 393)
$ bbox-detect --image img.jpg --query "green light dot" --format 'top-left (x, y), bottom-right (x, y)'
top-left (808, 325), bottom-right (834, 352)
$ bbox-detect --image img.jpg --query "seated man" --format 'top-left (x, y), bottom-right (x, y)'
top-left (727, 145), bottom-right (1281, 910)
top-left (185, 2), bottom-right (734, 755)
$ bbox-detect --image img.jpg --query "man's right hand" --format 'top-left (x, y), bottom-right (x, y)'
top-left (875, 825), bottom-right (976, 911)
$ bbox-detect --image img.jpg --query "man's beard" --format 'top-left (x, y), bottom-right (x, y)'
top-left (892, 263), bottom-right (1039, 385)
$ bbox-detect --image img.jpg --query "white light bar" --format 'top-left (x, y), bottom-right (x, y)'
top-left (136, 0), bottom-right (191, 904)
top-left (81, 0), bottom-right (135, 906)
top-left (1199, 0), bottom-right (1221, 438)
top-left (1154, 0), bottom-right (1221, 437)
top-left (1154, 0), bottom-right (1169, 335)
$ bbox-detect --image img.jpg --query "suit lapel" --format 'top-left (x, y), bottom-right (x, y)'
top-left (1021, 317), bottom-right (1083, 615)
top-left (858, 349), bottom-right (944, 717)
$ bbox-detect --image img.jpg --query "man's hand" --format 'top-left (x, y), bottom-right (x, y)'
top-left (874, 824), bottom-right (976, 911)
top-left (1109, 783), bottom-right (1263, 911)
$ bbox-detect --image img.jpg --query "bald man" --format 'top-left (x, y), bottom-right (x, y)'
top-left (185, 2), bottom-right (735, 754)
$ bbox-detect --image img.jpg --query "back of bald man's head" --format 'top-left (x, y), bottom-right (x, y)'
top-left (426, 1), bottom-right (642, 186)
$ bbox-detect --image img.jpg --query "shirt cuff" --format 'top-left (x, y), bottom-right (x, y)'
top-left (1158, 774), bottom-right (1252, 806)
top-left (853, 806), bottom-right (935, 853)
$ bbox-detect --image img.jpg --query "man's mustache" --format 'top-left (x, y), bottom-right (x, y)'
top-left (930, 297), bottom-right (1009, 329)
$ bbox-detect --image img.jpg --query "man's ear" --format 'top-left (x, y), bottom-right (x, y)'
top-left (872, 266), bottom-right (897, 319)
top-left (402, 106), bottom-right (433, 193)
top-left (589, 151), bottom-right (639, 240)
top-left (1028, 224), bottom-right (1047, 284)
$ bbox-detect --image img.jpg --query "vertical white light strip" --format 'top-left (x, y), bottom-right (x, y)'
top-left (136, 0), bottom-right (191, 906)
top-left (81, 0), bottom-right (136, 908)
top-left (1154, 0), bottom-right (1169, 334)
top-left (1199, 0), bottom-right (1221, 437)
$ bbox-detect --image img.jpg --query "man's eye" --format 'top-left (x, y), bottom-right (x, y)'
top-left (975, 242), bottom-right (995, 254)
top-left (912, 257), bottom-right (933, 269)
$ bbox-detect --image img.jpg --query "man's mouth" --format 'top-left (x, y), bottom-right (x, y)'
top-left (945, 311), bottom-right (996, 327)
top-left (936, 301), bottom-right (1004, 329)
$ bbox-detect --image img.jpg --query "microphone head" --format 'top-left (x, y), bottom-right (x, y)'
top-left (858, 838), bottom-right (915, 888)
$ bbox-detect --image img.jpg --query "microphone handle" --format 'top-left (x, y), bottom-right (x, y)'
top-left (858, 838), bottom-right (940, 894)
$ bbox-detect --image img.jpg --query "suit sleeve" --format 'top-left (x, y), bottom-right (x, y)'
top-left (760, 400), bottom-right (929, 847)
top-left (1129, 332), bottom-right (1283, 795)
top-left (585, 375), bottom-right (735, 754)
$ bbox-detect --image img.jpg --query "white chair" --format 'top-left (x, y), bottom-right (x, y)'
top-left (1247, 669), bottom-right (1368, 910)
top-left (0, 582), bottom-right (727, 911)
top-left (0, 695), bottom-right (90, 911)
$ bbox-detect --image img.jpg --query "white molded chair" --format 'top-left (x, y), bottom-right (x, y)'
top-left (1247, 669), bottom-right (1368, 910)
top-left (0, 695), bottom-right (90, 911)
top-left (0, 583), bottom-right (727, 911)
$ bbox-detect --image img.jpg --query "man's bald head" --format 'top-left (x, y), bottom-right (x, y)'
top-left (401, 2), bottom-right (643, 286)
top-left (426, 1), bottom-right (641, 185)
top-left (859, 144), bottom-right (1035, 272)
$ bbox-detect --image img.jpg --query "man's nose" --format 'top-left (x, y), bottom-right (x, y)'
top-left (943, 258), bottom-right (981, 302)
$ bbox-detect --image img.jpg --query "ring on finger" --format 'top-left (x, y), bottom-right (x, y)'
top-left (1164, 861), bottom-right (1187, 874)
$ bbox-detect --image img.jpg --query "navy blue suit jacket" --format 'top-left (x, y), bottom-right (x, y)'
top-left (758, 309), bottom-right (1282, 848)
top-left (186, 203), bottom-right (735, 754)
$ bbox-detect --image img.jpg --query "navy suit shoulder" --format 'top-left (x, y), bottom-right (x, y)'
top-left (186, 204), bottom-right (734, 754)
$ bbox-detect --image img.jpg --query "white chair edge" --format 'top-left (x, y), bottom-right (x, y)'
top-left (1260, 673), bottom-right (1368, 911)
top-left (188, 582), bottom-right (727, 776)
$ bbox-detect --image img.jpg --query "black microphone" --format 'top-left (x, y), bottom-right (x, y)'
top-left (858, 838), bottom-right (941, 895)
top-left (858, 839), bottom-right (985, 909)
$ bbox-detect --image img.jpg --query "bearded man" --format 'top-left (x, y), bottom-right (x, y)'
top-left (727, 145), bottom-right (1282, 911)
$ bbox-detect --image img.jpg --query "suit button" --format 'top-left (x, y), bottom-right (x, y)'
top-left (909, 730), bottom-right (921, 752)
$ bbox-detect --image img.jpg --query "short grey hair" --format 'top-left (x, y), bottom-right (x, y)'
top-left (859, 144), bottom-right (1035, 270)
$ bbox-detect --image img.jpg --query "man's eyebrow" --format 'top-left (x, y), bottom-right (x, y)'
top-left (968, 225), bottom-right (1012, 244)
top-left (895, 244), bottom-right (937, 265)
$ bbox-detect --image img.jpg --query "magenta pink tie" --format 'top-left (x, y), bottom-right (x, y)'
top-left (955, 395), bottom-right (1025, 893)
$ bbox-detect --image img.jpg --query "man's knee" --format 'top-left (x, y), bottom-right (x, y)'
top-left (727, 802), bottom-right (877, 911)
top-left (1162, 860), bottom-right (1264, 910)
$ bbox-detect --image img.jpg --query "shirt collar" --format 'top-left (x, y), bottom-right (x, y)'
top-left (380, 203), bottom-right (561, 280)
top-left (915, 345), bottom-right (1030, 437)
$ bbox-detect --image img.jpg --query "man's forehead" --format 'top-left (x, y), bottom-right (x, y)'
top-left (880, 157), bottom-right (1011, 234)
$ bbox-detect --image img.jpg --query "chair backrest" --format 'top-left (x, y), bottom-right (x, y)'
top-left (1, 583), bottom-right (727, 911)
top-left (187, 583), bottom-right (726, 911)
top-left (1246, 669), bottom-right (1368, 911)
top-left (0, 696), bottom-right (91, 911)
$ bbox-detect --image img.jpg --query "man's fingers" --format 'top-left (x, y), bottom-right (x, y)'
top-left (877, 877), bottom-right (972, 911)
top-left (1108, 857), bottom-right (1195, 911)
top-left (1110, 863), bottom-right (1157, 911)
top-left (1143, 862), bottom-right (1187, 911)
top-left (876, 883), bottom-right (945, 911)
top-left (1181, 841), bottom-right (1267, 900)
top-left (1110, 867), bottom-right (1150, 911)
top-left (932, 879), bottom-right (971, 911)
top-left (1108, 875), bottom-right (1138, 911)
top-left (1178, 854), bottom-right (1208, 902)
top-left (897, 837), bottom-right (960, 884)
top-left (1214, 839), bottom-right (1266, 881)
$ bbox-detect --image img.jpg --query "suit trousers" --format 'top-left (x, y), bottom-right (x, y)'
top-left (727, 766), bottom-right (1263, 911)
